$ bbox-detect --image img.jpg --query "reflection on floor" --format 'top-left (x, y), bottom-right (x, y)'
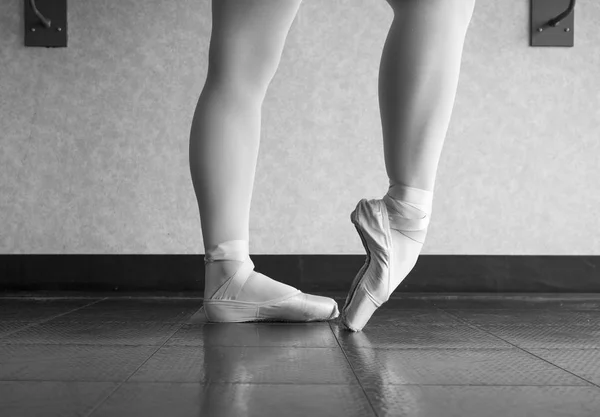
top-left (1, 293), bottom-right (600, 416)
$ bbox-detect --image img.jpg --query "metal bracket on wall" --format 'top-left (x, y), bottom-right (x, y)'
top-left (531, 0), bottom-right (575, 47)
top-left (25, 0), bottom-right (68, 47)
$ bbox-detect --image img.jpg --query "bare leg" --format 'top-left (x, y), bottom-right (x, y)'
top-left (342, 0), bottom-right (476, 331)
top-left (189, 0), bottom-right (338, 322)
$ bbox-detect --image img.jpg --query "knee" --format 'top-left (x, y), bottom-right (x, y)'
top-left (206, 34), bottom-right (284, 98)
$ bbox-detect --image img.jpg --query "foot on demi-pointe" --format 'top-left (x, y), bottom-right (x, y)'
top-left (341, 183), bottom-right (432, 332)
top-left (202, 240), bottom-right (339, 323)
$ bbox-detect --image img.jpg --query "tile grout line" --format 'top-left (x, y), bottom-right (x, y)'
top-left (0, 341), bottom-right (348, 347)
top-left (0, 298), bottom-right (108, 339)
top-left (7, 340), bottom-right (599, 350)
top-left (0, 378), bottom-right (595, 387)
top-left (328, 321), bottom-right (380, 417)
top-left (440, 309), bottom-right (600, 389)
top-left (83, 320), bottom-right (187, 417)
top-left (513, 345), bottom-right (600, 391)
top-left (335, 346), bottom-right (600, 351)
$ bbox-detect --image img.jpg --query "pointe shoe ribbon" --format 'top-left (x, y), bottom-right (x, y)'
top-left (385, 207), bottom-right (430, 232)
top-left (206, 257), bottom-right (300, 302)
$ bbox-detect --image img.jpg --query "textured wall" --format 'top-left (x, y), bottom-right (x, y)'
top-left (1, 0), bottom-right (599, 255)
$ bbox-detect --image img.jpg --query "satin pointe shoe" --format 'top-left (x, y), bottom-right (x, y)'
top-left (203, 256), bottom-right (339, 323)
top-left (341, 198), bottom-right (428, 331)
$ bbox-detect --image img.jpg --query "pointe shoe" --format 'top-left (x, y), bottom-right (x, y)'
top-left (341, 199), bottom-right (391, 331)
top-left (203, 258), bottom-right (339, 323)
top-left (341, 198), bottom-right (427, 332)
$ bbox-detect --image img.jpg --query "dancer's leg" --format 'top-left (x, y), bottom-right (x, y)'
top-left (380, 0), bottom-right (476, 191)
top-left (190, 0), bottom-right (303, 250)
top-left (381, 0), bottom-right (476, 284)
top-left (342, 0), bottom-right (475, 331)
top-left (189, 0), bottom-right (338, 322)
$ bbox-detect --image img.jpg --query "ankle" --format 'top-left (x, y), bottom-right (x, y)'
top-left (204, 260), bottom-right (245, 299)
top-left (385, 182), bottom-right (433, 216)
top-left (383, 183), bottom-right (433, 245)
top-left (204, 240), bottom-right (250, 263)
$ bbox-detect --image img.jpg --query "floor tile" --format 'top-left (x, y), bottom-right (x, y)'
top-left (344, 308), bottom-right (461, 326)
top-left (364, 385), bottom-right (600, 417)
top-left (528, 349), bottom-right (600, 385)
top-left (129, 345), bottom-right (357, 384)
top-left (61, 298), bottom-right (201, 322)
top-left (344, 348), bottom-right (587, 386)
top-left (481, 325), bottom-right (600, 348)
top-left (333, 297), bottom-right (435, 310)
top-left (444, 309), bottom-right (600, 326)
top-left (3, 320), bottom-right (182, 345)
top-left (430, 298), bottom-right (600, 310)
top-left (0, 344), bottom-right (156, 381)
top-left (377, 299), bottom-right (437, 309)
top-left (0, 381), bottom-right (116, 417)
top-left (0, 321), bottom-right (32, 338)
top-left (167, 322), bottom-right (338, 347)
top-left (91, 382), bottom-right (375, 417)
top-left (332, 322), bottom-right (511, 348)
top-left (0, 299), bottom-right (99, 321)
top-left (1, 295), bottom-right (598, 416)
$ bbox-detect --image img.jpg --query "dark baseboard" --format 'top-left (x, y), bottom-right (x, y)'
top-left (1, 255), bottom-right (599, 293)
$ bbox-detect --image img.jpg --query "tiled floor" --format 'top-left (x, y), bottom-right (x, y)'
top-left (1, 294), bottom-right (600, 416)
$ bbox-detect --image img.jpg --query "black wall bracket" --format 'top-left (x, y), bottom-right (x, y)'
top-left (25, 0), bottom-right (67, 47)
top-left (531, 0), bottom-right (575, 47)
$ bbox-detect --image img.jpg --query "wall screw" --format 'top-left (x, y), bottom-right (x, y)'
top-left (57, 27), bottom-right (62, 32)
top-left (564, 27), bottom-right (570, 32)
top-left (538, 27), bottom-right (543, 32)
top-left (30, 27), bottom-right (36, 32)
